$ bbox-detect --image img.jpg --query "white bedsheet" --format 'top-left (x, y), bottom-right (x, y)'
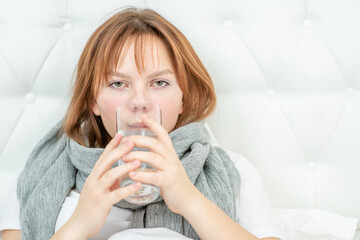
top-left (353, 231), bottom-right (360, 240)
top-left (274, 208), bottom-right (359, 240)
top-left (108, 228), bottom-right (192, 240)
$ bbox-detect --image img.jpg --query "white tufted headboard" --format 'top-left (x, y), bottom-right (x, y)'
top-left (1, 0), bottom-right (360, 237)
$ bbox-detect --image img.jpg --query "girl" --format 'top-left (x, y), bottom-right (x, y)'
top-left (1, 7), bottom-right (280, 240)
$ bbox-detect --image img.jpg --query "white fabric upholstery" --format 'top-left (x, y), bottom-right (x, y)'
top-left (0, 0), bottom-right (359, 232)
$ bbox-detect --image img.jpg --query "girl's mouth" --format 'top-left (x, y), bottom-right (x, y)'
top-left (130, 122), bottom-right (147, 128)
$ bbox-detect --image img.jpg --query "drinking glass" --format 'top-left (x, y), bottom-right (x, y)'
top-left (117, 99), bottom-right (161, 204)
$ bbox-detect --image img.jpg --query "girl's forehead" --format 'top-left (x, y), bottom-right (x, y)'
top-left (114, 35), bottom-right (173, 73)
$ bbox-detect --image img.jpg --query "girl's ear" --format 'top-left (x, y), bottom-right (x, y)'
top-left (92, 101), bottom-right (101, 116)
top-left (179, 101), bottom-right (183, 114)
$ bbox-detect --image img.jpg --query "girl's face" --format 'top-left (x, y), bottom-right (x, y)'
top-left (92, 36), bottom-right (183, 137)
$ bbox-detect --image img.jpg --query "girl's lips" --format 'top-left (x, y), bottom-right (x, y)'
top-left (130, 122), bottom-right (147, 128)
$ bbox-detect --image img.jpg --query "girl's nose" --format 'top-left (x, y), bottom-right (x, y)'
top-left (127, 98), bottom-right (153, 114)
top-left (131, 85), bottom-right (148, 100)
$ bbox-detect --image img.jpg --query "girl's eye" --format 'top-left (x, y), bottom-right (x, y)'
top-left (152, 80), bottom-right (169, 87)
top-left (110, 81), bottom-right (127, 88)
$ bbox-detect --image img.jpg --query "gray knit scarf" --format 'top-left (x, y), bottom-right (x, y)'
top-left (17, 121), bottom-right (240, 240)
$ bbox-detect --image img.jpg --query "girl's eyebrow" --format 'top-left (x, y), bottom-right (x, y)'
top-left (110, 69), bottom-right (174, 79)
top-left (146, 69), bottom-right (174, 78)
top-left (110, 71), bottom-right (130, 78)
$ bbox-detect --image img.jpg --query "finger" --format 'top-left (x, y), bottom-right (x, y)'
top-left (141, 115), bottom-right (171, 146)
top-left (91, 140), bottom-right (134, 179)
top-left (126, 135), bottom-right (168, 159)
top-left (91, 133), bottom-right (122, 174)
top-left (129, 170), bottom-right (160, 187)
top-left (103, 133), bottom-right (123, 155)
top-left (122, 150), bottom-right (165, 171)
top-left (100, 160), bottom-right (141, 190)
top-left (108, 181), bottom-right (142, 204)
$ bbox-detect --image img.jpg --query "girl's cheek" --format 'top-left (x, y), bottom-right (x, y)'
top-left (160, 107), bottom-right (181, 132)
top-left (102, 94), bottom-right (125, 113)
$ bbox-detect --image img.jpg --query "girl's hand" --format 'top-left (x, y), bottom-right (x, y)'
top-left (118, 117), bottom-right (263, 240)
top-left (60, 134), bottom-right (142, 239)
top-left (121, 116), bottom-right (200, 215)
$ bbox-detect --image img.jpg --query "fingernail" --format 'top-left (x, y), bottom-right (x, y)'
top-left (129, 171), bottom-right (136, 177)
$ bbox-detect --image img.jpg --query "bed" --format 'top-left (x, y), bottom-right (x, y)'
top-left (0, 0), bottom-right (359, 239)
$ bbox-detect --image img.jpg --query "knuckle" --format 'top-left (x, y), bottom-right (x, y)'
top-left (153, 174), bottom-right (161, 186)
top-left (103, 170), bottom-right (115, 181)
top-left (151, 153), bottom-right (161, 165)
top-left (125, 185), bottom-right (135, 194)
top-left (114, 189), bottom-right (124, 199)
top-left (152, 152), bottom-right (159, 161)
top-left (145, 171), bottom-right (156, 182)
top-left (116, 145), bottom-right (131, 156)
top-left (125, 151), bottom-right (136, 160)
top-left (124, 161), bottom-right (135, 171)
top-left (119, 184), bottom-right (135, 198)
